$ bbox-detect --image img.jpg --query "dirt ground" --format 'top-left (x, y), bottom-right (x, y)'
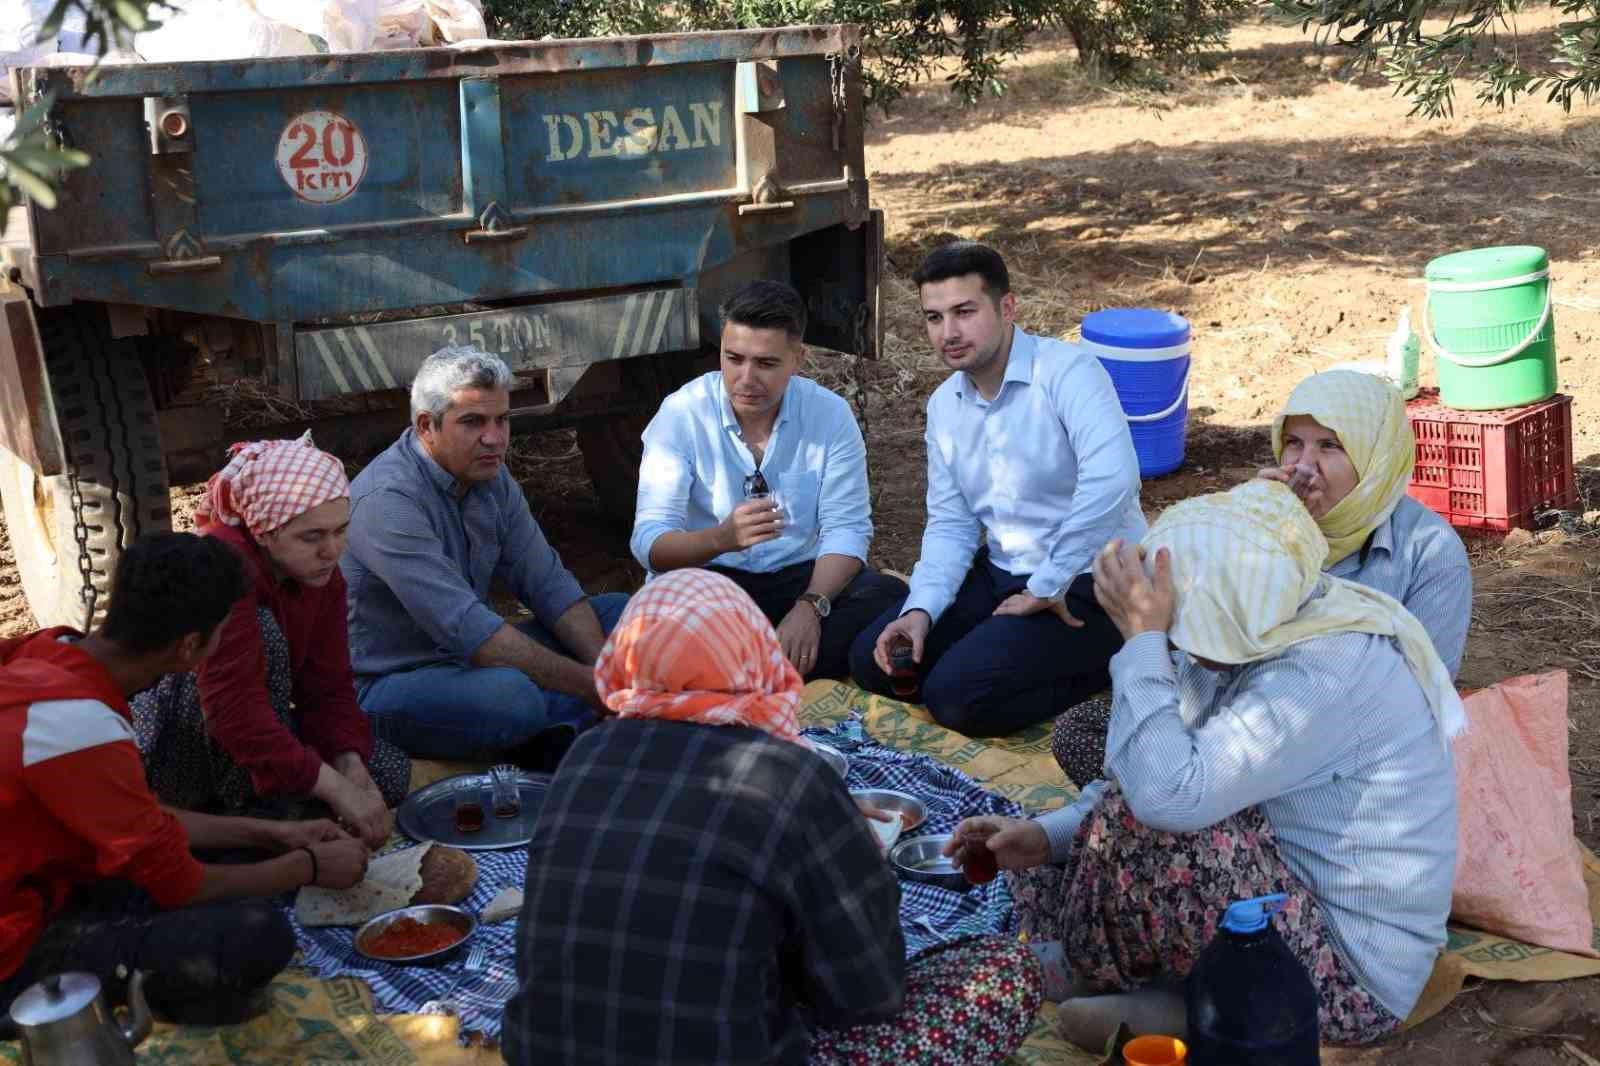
top-left (4, 11), bottom-right (1600, 1061)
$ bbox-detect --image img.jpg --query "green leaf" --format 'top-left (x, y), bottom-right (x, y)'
top-left (1, 162), bottom-right (60, 209)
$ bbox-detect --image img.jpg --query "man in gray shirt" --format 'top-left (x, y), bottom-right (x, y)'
top-left (342, 346), bottom-right (628, 763)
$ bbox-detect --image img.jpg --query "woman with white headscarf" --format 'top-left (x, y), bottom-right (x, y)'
top-left (132, 433), bottom-right (409, 848)
top-left (1054, 369), bottom-right (1470, 788)
top-left (950, 480), bottom-right (1459, 1050)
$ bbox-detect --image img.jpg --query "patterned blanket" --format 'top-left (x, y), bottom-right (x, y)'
top-left (7, 679), bottom-right (1599, 1066)
top-left (287, 719), bottom-right (1029, 1044)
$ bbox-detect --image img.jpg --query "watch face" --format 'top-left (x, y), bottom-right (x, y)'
top-left (805, 594), bottom-right (831, 618)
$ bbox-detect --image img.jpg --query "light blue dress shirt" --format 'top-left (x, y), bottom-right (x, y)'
top-left (1329, 496), bottom-right (1471, 678)
top-left (630, 372), bottom-right (873, 574)
top-left (902, 327), bottom-right (1146, 623)
top-left (1040, 625), bottom-right (1457, 1020)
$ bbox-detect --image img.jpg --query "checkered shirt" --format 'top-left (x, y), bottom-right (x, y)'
top-left (502, 718), bottom-right (906, 1066)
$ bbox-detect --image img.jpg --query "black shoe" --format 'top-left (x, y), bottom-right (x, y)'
top-left (509, 723), bottom-right (579, 774)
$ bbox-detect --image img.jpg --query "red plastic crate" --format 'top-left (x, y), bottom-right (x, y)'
top-left (1405, 389), bottom-right (1576, 532)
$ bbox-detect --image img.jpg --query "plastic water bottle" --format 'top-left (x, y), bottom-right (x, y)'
top-left (1385, 307), bottom-right (1421, 399)
top-left (1185, 894), bottom-right (1320, 1065)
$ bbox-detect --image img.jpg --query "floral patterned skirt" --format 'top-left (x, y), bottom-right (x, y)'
top-left (1007, 786), bottom-right (1401, 1047)
top-left (132, 606), bottom-right (410, 815)
top-left (1050, 697), bottom-right (1112, 792)
top-left (809, 936), bottom-right (1043, 1065)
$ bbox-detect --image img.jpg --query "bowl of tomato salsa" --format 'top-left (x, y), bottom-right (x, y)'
top-left (355, 904), bottom-right (477, 965)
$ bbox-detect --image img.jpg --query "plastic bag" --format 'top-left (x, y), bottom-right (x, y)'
top-left (425, 0), bottom-right (487, 43)
top-left (1, 0), bottom-right (65, 92)
top-left (135, 0), bottom-right (319, 61)
top-left (1451, 670), bottom-right (1595, 956)
top-left (256, 0), bottom-right (379, 53)
top-left (374, 0), bottom-right (434, 49)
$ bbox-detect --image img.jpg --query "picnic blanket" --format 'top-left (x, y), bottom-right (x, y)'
top-left (285, 731), bottom-right (1025, 1043)
top-left (806, 723), bottom-right (1023, 956)
top-left (291, 846), bottom-right (526, 1043)
top-left (6, 679), bottom-right (1600, 1066)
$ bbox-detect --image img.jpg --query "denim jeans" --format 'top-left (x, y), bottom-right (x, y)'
top-left (359, 592), bottom-right (630, 760)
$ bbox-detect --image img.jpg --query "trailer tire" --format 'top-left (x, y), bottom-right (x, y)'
top-left (0, 306), bottom-right (171, 630)
top-left (576, 349), bottom-right (711, 527)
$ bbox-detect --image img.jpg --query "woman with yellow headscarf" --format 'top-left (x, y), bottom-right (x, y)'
top-left (1263, 369), bottom-right (1470, 676)
top-left (503, 568), bottom-right (1042, 1066)
top-left (1053, 370), bottom-right (1470, 789)
top-left (950, 480), bottom-right (1459, 1052)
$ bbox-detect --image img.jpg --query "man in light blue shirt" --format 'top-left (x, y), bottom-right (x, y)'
top-left (631, 281), bottom-right (906, 680)
top-left (849, 242), bottom-right (1146, 736)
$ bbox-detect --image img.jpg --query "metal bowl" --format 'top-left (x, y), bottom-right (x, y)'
top-left (849, 788), bottom-right (927, 833)
top-left (890, 834), bottom-right (970, 891)
top-left (354, 904), bottom-right (477, 966)
top-left (804, 738), bottom-right (849, 779)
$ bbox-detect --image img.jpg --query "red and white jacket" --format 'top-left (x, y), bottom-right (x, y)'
top-left (0, 629), bottom-right (202, 979)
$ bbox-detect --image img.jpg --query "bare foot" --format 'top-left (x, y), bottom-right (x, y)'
top-left (1055, 987), bottom-right (1186, 1051)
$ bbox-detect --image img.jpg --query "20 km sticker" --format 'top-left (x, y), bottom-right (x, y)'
top-left (276, 111), bottom-right (367, 205)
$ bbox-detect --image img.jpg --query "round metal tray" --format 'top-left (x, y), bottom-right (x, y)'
top-left (396, 770), bottom-right (551, 851)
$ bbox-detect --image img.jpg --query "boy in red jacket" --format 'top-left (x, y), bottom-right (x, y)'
top-left (0, 533), bottom-right (370, 1030)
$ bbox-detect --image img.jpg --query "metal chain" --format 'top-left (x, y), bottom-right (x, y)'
top-left (66, 463), bottom-right (98, 630)
top-left (850, 302), bottom-right (872, 451)
top-left (826, 51), bottom-right (847, 152)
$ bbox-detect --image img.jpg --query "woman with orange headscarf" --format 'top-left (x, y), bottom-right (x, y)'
top-left (131, 433), bottom-right (408, 848)
top-left (503, 568), bottom-right (1042, 1066)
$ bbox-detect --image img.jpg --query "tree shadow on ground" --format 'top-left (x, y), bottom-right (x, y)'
top-left (875, 114), bottom-right (1600, 323)
top-left (869, 23), bottom-right (1564, 138)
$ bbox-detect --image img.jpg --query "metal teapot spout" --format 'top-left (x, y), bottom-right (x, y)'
top-left (120, 971), bottom-right (152, 1050)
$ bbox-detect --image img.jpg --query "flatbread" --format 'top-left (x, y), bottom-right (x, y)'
top-left (295, 842), bottom-right (433, 928)
top-left (482, 886), bottom-right (523, 924)
top-left (870, 811), bottom-right (904, 852)
top-left (410, 846), bottom-right (477, 905)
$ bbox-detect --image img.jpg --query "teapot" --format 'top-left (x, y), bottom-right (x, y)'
top-left (8, 970), bottom-right (152, 1066)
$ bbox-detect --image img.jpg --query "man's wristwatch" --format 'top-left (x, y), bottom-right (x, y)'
top-left (798, 592), bottom-right (831, 620)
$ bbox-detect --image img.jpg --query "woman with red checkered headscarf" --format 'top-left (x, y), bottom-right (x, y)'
top-left (131, 432), bottom-right (408, 847)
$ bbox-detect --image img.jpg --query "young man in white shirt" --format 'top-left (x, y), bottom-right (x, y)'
top-left (848, 242), bottom-right (1146, 736)
top-left (630, 280), bottom-right (907, 680)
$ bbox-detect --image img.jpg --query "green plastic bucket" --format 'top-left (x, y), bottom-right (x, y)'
top-left (1424, 245), bottom-right (1557, 410)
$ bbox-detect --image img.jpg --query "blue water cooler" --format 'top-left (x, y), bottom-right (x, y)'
top-left (1081, 308), bottom-right (1191, 478)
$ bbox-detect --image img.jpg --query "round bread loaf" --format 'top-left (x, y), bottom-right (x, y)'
top-left (409, 845), bottom-right (478, 905)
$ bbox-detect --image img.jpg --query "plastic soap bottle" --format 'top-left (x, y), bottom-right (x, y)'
top-left (1184, 893), bottom-right (1320, 1065)
top-left (1385, 306), bottom-right (1421, 399)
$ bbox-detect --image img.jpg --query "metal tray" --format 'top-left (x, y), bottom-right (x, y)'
top-left (397, 770), bottom-right (552, 851)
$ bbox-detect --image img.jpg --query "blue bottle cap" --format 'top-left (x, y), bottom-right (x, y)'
top-left (1219, 893), bottom-right (1288, 934)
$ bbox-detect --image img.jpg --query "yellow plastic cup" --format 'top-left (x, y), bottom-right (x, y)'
top-left (1123, 1034), bottom-right (1188, 1066)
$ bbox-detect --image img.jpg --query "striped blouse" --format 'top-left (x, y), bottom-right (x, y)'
top-left (1040, 627), bottom-right (1456, 1020)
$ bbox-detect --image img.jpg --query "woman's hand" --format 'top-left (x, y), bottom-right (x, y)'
top-left (1258, 464), bottom-right (1329, 517)
top-left (261, 818), bottom-right (348, 854)
top-left (1092, 539), bottom-right (1176, 641)
top-left (943, 815), bottom-right (1050, 871)
top-left (307, 837), bottom-right (371, 890)
top-left (317, 761), bottom-right (393, 850)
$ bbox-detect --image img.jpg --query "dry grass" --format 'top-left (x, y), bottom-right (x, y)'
top-left (204, 380), bottom-right (314, 430)
top-left (504, 427), bottom-right (589, 500)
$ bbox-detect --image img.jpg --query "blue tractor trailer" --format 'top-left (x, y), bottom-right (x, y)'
top-left (0, 24), bottom-right (881, 628)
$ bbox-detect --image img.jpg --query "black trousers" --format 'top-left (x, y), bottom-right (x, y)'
top-left (0, 879), bottom-right (295, 1036)
top-left (848, 556), bottom-right (1123, 737)
top-left (708, 560), bottom-right (909, 683)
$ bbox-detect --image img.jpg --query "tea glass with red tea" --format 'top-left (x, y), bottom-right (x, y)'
top-left (888, 636), bottom-right (919, 699)
top-left (961, 843), bottom-right (999, 885)
top-left (453, 792), bottom-right (486, 834)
